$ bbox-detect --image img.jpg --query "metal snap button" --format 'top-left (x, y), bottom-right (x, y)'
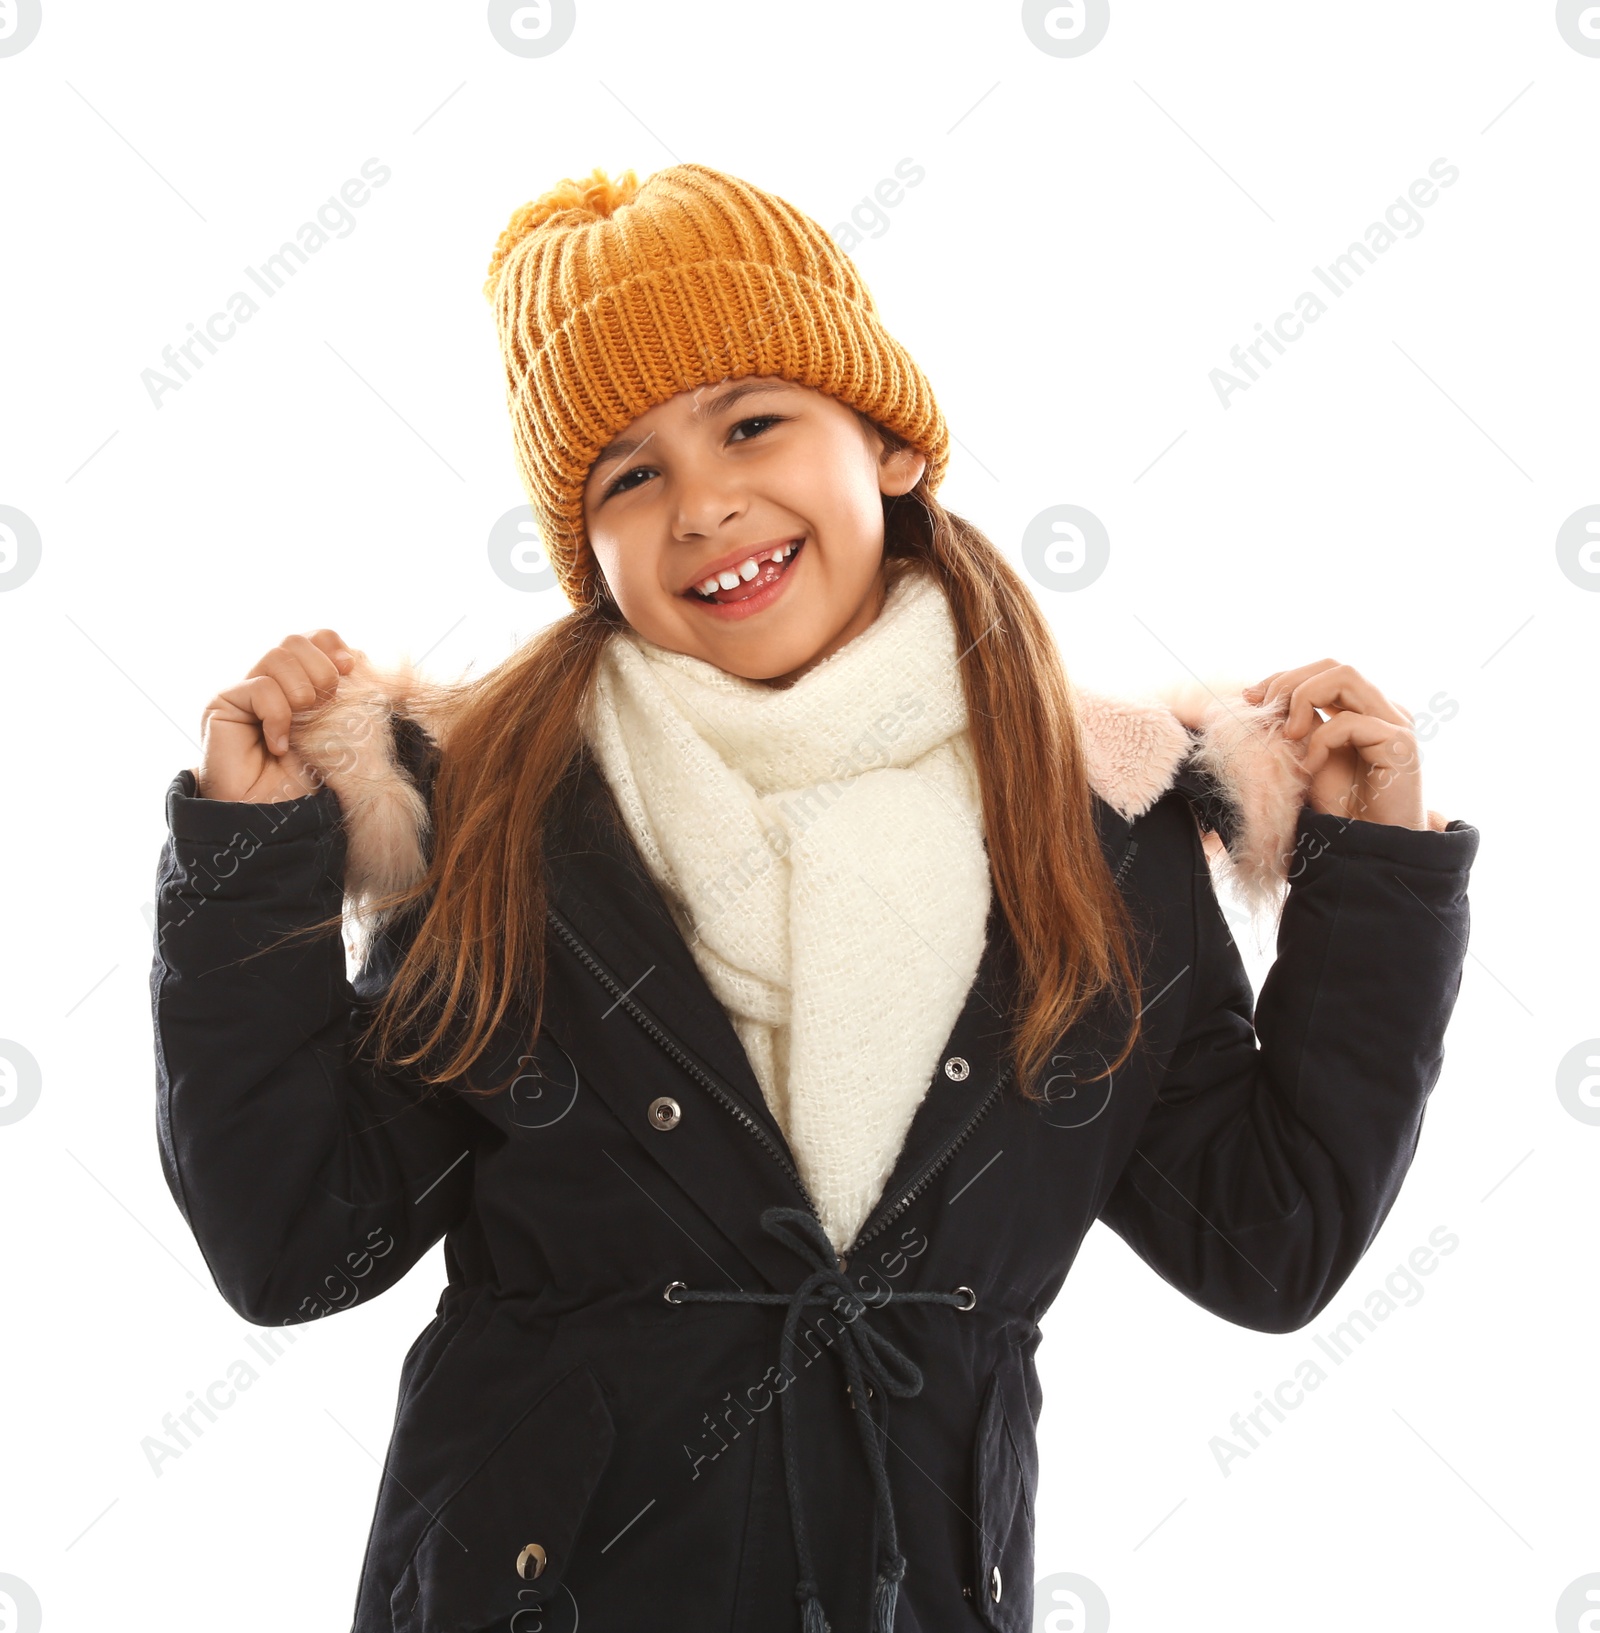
top-left (647, 1096), bottom-right (681, 1130)
top-left (517, 1543), bottom-right (547, 1580)
top-left (990, 1565), bottom-right (1002, 1602)
top-left (944, 1056), bottom-right (970, 1081)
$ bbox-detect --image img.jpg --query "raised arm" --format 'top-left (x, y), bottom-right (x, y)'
top-left (150, 631), bottom-right (477, 1326)
top-left (1100, 803), bottom-right (1478, 1332)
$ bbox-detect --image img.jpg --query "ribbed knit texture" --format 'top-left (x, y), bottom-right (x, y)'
top-left (580, 567), bottom-right (991, 1251)
top-left (482, 163), bottom-right (950, 610)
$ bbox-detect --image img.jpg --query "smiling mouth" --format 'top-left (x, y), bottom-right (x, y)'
top-left (685, 538), bottom-right (805, 604)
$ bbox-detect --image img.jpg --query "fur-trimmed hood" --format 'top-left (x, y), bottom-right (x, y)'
top-left (283, 652), bottom-right (1349, 933)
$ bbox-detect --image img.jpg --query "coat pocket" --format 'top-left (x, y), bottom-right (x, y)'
top-left (970, 1355), bottom-right (1039, 1633)
top-left (389, 1362), bottom-right (616, 1633)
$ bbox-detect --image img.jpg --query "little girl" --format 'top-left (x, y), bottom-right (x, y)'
top-left (152, 164), bottom-right (1479, 1633)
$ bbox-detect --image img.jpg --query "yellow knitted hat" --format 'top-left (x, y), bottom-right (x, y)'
top-left (482, 161), bottom-right (950, 610)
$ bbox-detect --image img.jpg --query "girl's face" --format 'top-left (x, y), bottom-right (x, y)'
top-left (580, 376), bottom-right (926, 686)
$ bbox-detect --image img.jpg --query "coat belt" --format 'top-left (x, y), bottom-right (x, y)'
top-left (665, 1206), bottom-right (977, 1633)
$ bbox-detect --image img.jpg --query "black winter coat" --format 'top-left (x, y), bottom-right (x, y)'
top-left (150, 673), bottom-right (1478, 1633)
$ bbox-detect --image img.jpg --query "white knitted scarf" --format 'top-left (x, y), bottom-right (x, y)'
top-left (580, 565), bottom-right (992, 1251)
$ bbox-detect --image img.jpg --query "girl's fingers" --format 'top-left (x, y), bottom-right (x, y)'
top-left (244, 634), bottom-right (352, 752)
top-left (239, 659), bottom-right (314, 755)
top-left (260, 632), bottom-right (349, 701)
top-left (206, 675), bottom-right (293, 757)
top-left (1299, 709), bottom-right (1420, 777)
top-left (1244, 658), bottom-right (1338, 711)
top-left (248, 675), bottom-right (298, 758)
top-left (1245, 659), bottom-right (1414, 749)
top-left (196, 630), bottom-right (359, 799)
top-left (307, 628), bottom-right (359, 670)
top-left (1290, 665), bottom-right (1410, 739)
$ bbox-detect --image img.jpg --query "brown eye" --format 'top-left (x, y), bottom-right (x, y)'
top-left (729, 414), bottom-right (785, 441)
top-left (604, 464), bottom-right (653, 499)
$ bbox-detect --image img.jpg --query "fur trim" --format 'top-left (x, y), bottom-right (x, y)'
top-left (1072, 690), bottom-right (1194, 821)
top-left (286, 657), bottom-right (1320, 939)
top-left (285, 652), bottom-right (451, 932)
top-left (1145, 678), bottom-right (1453, 912)
top-left (1150, 677), bottom-right (1312, 919)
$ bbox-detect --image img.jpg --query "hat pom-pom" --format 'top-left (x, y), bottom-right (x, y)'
top-left (482, 166), bottom-right (642, 302)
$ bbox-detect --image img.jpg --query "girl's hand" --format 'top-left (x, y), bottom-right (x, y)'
top-left (194, 630), bottom-right (358, 802)
top-left (1242, 660), bottom-right (1427, 830)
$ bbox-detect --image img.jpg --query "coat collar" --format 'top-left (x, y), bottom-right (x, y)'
top-left (536, 750), bottom-right (1135, 1260)
top-left (291, 653), bottom-right (1311, 949)
top-left (279, 655), bottom-right (1282, 1274)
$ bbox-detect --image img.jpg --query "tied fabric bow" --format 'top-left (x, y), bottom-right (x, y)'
top-left (666, 1207), bottom-right (977, 1632)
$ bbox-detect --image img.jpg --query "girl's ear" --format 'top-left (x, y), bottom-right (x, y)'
top-left (878, 443), bottom-right (926, 498)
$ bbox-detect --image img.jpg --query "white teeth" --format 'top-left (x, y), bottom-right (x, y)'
top-left (695, 541), bottom-right (799, 597)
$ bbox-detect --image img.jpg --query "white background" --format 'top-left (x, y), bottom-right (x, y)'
top-left (2, 2), bottom-right (1595, 1630)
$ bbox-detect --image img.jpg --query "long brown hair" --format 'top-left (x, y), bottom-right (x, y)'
top-left (292, 415), bottom-right (1141, 1103)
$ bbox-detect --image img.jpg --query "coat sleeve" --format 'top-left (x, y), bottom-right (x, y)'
top-left (1098, 801), bottom-right (1479, 1334)
top-left (149, 743), bottom-right (478, 1327)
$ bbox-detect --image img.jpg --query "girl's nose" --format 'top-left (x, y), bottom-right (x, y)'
top-left (671, 477), bottom-right (746, 541)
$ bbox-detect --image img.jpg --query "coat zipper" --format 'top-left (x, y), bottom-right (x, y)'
top-left (549, 824), bottom-right (1132, 1270)
top-left (848, 832), bottom-right (1134, 1258)
top-left (1111, 836), bottom-right (1138, 887)
top-left (843, 1059), bottom-right (1015, 1259)
top-left (546, 907), bottom-right (825, 1226)
top-left (555, 891), bottom-right (1017, 1266)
